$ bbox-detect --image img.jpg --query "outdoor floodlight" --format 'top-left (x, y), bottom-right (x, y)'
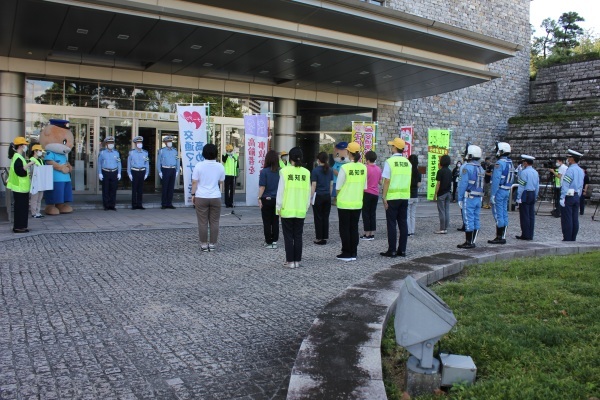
top-left (395, 276), bottom-right (457, 373)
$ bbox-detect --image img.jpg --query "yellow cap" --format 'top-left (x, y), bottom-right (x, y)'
top-left (388, 137), bottom-right (405, 150)
top-left (226, 144), bottom-right (234, 152)
top-left (32, 144), bottom-right (43, 151)
top-left (347, 142), bottom-right (361, 153)
top-left (280, 151), bottom-right (288, 156)
top-left (13, 137), bottom-right (29, 146)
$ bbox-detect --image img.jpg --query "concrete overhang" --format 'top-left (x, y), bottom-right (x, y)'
top-left (0, 0), bottom-right (522, 102)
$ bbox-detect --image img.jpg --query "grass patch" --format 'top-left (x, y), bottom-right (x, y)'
top-left (382, 252), bottom-right (600, 400)
top-left (508, 113), bottom-right (600, 125)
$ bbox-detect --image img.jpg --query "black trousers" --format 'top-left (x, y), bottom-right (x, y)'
top-left (101, 169), bottom-right (118, 209)
top-left (518, 191), bottom-right (536, 240)
top-left (386, 199), bottom-right (408, 253)
top-left (260, 197), bottom-right (279, 244)
top-left (362, 192), bottom-right (379, 232)
top-left (553, 187), bottom-right (561, 215)
top-left (338, 208), bottom-right (361, 257)
top-left (131, 169), bottom-right (145, 207)
top-left (579, 194), bottom-right (586, 215)
top-left (161, 168), bottom-right (176, 207)
top-left (224, 175), bottom-right (236, 207)
top-left (312, 193), bottom-right (331, 240)
top-left (13, 191), bottom-right (29, 230)
top-left (561, 195), bottom-right (580, 241)
top-left (281, 217), bottom-right (304, 262)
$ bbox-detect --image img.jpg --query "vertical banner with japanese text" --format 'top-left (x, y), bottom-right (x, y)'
top-left (351, 122), bottom-right (377, 163)
top-left (244, 115), bottom-right (269, 206)
top-left (400, 126), bottom-right (414, 157)
top-left (427, 129), bottom-right (450, 200)
top-left (177, 105), bottom-right (207, 206)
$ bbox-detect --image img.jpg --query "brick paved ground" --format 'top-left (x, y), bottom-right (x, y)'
top-left (1, 203), bottom-right (599, 399)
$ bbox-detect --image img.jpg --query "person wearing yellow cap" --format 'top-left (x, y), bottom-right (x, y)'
top-left (7, 137), bottom-right (36, 233)
top-left (29, 144), bottom-right (46, 218)
top-left (279, 151), bottom-right (289, 169)
top-left (335, 141), bottom-right (367, 261)
top-left (380, 137), bottom-right (411, 257)
top-left (222, 144), bottom-right (238, 208)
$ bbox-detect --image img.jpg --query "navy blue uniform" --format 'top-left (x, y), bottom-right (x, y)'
top-left (560, 163), bottom-right (584, 241)
top-left (157, 146), bottom-right (179, 208)
top-left (98, 148), bottom-right (121, 209)
top-left (128, 148), bottom-right (149, 209)
top-left (516, 165), bottom-right (539, 240)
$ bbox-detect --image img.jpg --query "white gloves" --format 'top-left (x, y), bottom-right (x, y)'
top-left (144, 175), bottom-right (148, 180)
top-left (99, 173), bottom-right (103, 181)
top-left (560, 198), bottom-right (565, 207)
top-left (490, 196), bottom-right (495, 205)
top-left (128, 174), bottom-right (133, 181)
top-left (516, 198), bottom-right (522, 204)
top-left (117, 174), bottom-right (121, 180)
top-left (458, 201), bottom-right (463, 209)
top-left (159, 172), bottom-right (163, 179)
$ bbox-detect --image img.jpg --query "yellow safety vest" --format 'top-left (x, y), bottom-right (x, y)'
top-left (279, 165), bottom-right (310, 218)
top-left (7, 153), bottom-right (31, 193)
top-left (337, 162), bottom-right (367, 209)
top-left (554, 169), bottom-right (560, 187)
top-left (385, 156), bottom-right (411, 200)
top-left (279, 159), bottom-right (287, 169)
top-left (224, 155), bottom-right (237, 176)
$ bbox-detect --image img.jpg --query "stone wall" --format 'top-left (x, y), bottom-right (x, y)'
top-left (506, 60), bottom-right (600, 186)
top-left (375, 0), bottom-right (531, 164)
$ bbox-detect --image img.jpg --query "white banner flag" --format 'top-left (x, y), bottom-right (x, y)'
top-left (244, 115), bottom-right (269, 206)
top-left (177, 105), bottom-right (207, 206)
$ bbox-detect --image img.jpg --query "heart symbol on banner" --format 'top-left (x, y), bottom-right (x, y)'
top-left (183, 111), bottom-right (203, 129)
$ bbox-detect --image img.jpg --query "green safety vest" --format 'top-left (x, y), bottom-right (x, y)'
top-left (7, 153), bottom-right (31, 193)
top-left (385, 156), bottom-right (411, 200)
top-left (279, 159), bottom-right (287, 169)
top-left (279, 165), bottom-right (310, 218)
top-left (554, 169), bottom-right (560, 187)
top-left (337, 162), bottom-right (367, 209)
top-left (224, 154), bottom-right (238, 176)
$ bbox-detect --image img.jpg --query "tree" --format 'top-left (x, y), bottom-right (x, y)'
top-left (553, 12), bottom-right (585, 54)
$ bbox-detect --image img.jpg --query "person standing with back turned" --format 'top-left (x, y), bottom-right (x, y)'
top-left (515, 155), bottom-right (539, 241)
top-left (488, 142), bottom-right (514, 244)
top-left (380, 138), bottom-right (412, 258)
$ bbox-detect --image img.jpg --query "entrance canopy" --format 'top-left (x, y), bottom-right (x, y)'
top-left (0, 0), bottom-right (522, 102)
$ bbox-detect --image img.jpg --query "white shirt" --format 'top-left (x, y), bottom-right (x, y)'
top-left (192, 160), bottom-right (225, 198)
top-left (335, 162), bottom-right (369, 190)
top-left (381, 153), bottom-right (404, 180)
top-left (557, 163), bottom-right (568, 186)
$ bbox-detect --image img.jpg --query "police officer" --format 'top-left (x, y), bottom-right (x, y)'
top-left (279, 151), bottom-right (289, 169)
top-left (560, 149), bottom-right (584, 241)
top-left (222, 144), bottom-right (238, 208)
top-left (488, 142), bottom-right (515, 244)
top-left (157, 135), bottom-right (179, 209)
top-left (515, 155), bottom-right (539, 241)
top-left (127, 136), bottom-right (149, 210)
top-left (98, 136), bottom-right (121, 211)
top-left (336, 142), bottom-right (367, 261)
top-left (457, 145), bottom-right (485, 249)
top-left (380, 138), bottom-right (411, 258)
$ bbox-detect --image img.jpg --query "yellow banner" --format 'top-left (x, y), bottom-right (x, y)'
top-left (427, 129), bottom-right (450, 200)
top-left (351, 122), bottom-right (377, 163)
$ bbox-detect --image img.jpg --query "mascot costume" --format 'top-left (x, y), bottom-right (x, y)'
top-left (331, 141), bottom-right (349, 202)
top-left (39, 119), bottom-right (74, 215)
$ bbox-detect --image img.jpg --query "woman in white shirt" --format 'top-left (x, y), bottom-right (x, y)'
top-left (191, 144), bottom-right (225, 252)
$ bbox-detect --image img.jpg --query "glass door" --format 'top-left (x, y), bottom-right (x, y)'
top-left (100, 117), bottom-right (133, 190)
top-left (68, 116), bottom-right (98, 193)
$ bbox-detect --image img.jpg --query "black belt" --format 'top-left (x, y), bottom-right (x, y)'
top-left (131, 167), bottom-right (146, 171)
top-left (102, 168), bottom-right (117, 172)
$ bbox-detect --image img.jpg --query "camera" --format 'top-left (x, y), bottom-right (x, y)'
top-left (542, 160), bottom-right (554, 169)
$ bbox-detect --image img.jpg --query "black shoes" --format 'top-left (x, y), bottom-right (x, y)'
top-left (515, 235), bottom-right (532, 241)
top-left (132, 206), bottom-right (146, 210)
top-left (458, 231), bottom-right (476, 249)
top-left (162, 205), bottom-right (176, 209)
top-left (314, 240), bottom-right (327, 245)
top-left (380, 251), bottom-right (397, 258)
top-left (13, 228), bottom-right (29, 233)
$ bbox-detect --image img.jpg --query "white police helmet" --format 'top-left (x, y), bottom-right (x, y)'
top-left (467, 145), bottom-right (482, 160)
top-left (496, 142), bottom-right (511, 157)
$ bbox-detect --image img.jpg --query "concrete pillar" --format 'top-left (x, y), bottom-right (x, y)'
top-left (274, 99), bottom-right (297, 153)
top-left (0, 72), bottom-right (25, 170)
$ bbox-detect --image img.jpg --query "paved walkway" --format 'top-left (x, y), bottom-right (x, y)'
top-left (1, 200), bottom-right (598, 399)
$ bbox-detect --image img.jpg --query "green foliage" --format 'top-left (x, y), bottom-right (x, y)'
top-left (508, 111), bottom-right (600, 125)
top-left (413, 252), bottom-right (600, 400)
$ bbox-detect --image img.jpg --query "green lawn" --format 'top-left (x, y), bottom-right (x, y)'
top-left (382, 251), bottom-right (600, 400)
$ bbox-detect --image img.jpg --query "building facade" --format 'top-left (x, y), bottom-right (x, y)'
top-left (0, 0), bottom-right (529, 202)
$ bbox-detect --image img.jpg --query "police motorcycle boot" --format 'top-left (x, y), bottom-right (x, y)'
top-left (472, 229), bottom-right (479, 245)
top-left (457, 231), bottom-right (476, 249)
top-left (488, 227), bottom-right (506, 244)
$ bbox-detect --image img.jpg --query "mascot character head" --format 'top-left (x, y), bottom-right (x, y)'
top-left (334, 141), bottom-right (349, 164)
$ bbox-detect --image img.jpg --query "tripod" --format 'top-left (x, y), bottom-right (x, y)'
top-left (535, 171), bottom-right (556, 216)
top-left (221, 176), bottom-right (242, 220)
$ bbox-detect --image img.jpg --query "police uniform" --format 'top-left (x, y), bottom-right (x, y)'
top-left (127, 136), bottom-right (149, 209)
top-left (515, 155), bottom-right (539, 241)
top-left (489, 156), bottom-right (515, 243)
top-left (380, 138), bottom-right (411, 258)
top-left (336, 159), bottom-right (367, 261)
top-left (157, 135), bottom-right (179, 209)
top-left (560, 149), bottom-right (585, 241)
top-left (457, 160), bottom-right (485, 247)
top-left (98, 136), bottom-right (121, 210)
top-left (222, 145), bottom-right (238, 208)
